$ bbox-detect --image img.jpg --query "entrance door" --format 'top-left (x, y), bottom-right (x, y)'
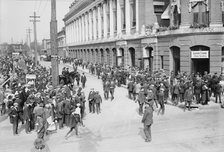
top-left (117, 48), bottom-right (124, 66)
top-left (170, 46), bottom-right (180, 75)
top-left (144, 47), bottom-right (153, 73)
top-left (101, 49), bottom-right (104, 64)
top-left (129, 47), bottom-right (135, 67)
top-left (191, 45), bottom-right (210, 75)
top-left (112, 48), bottom-right (117, 66)
top-left (192, 59), bottom-right (209, 75)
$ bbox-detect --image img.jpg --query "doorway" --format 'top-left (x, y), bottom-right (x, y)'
top-left (100, 49), bottom-right (104, 64)
top-left (191, 45), bottom-right (210, 75)
top-left (170, 46), bottom-right (180, 75)
top-left (191, 59), bottom-right (209, 75)
top-left (106, 48), bottom-right (110, 65)
top-left (144, 47), bottom-right (153, 73)
top-left (112, 48), bottom-right (117, 66)
top-left (117, 48), bottom-right (124, 66)
top-left (129, 47), bottom-right (135, 67)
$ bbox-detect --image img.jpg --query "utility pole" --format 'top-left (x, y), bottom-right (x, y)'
top-left (30, 12), bottom-right (40, 66)
top-left (26, 28), bottom-right (32, 48)
top-left (51, 0), bottom-right (59, 87)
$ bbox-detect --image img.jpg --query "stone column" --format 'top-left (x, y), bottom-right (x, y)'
top-left (89, 10), bottom-right (92, 40)
top-left (77, 19), bottom-right (80, 42)
top-left (66, 25), bottom-right (69, 44)
top-left (110, 0), bottom-right (114, 37)
top-left (93, 8), bottom-right (97, 40)
top-left (67, 24), bottom-right (70, 44)
top-left (83, 15), bottom-right (86, 41)
top-left (98, 5), bottom-right (102, 39)
top-left (180, 0), bottom-right (192, 28)
top-left (210, 0), bottom-right (223, 27)
top-left (80, 16), bottom-right (83, 42)
top-left (79, 17), bottom-right (82, 42)
top-left (103, 2), bottom-right (108, 38)
top-left (125, 0), bottom-right (131, 35)
top-left (69, 24), bottom-right (71, 43)
top-left (117, 0), bottom-right (122, 35)
top-left (75, 20), bottom-right (78, 42)
top-left (70, 22), bottom-right (73, 43)
top-left (136, 0), bottom-right (139, 33)
top-left (85, 13), bottom-right (89, 41)
top-left (73, 21), bottom-right (75, 43)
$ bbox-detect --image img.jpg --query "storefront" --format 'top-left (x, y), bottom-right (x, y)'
top-left (191, 46), bottom-right (210, 74)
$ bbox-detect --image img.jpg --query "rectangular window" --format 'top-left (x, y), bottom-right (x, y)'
top-left (132, 0), bottom-right (136, 27)
top-left (130, 0), bottom-right (136, 27)
top-left (107, 0), bottom-right (110, 34)
top-left (113, 0), bottom-right (117, 32)
top-left (123, 0), bottom-right (126, 29)
top-left (192, 2), bottom-right (209, 26)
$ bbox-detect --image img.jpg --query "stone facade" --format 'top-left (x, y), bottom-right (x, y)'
top-left (63, 0), bottom-right (224, 75)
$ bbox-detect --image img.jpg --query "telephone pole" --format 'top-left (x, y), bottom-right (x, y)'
top-left (30, 12), bottom-right (40, 66)
top-left (26, 28), bottom-right (32, 48)
top-left (51, 0), bottom-right (59, 87)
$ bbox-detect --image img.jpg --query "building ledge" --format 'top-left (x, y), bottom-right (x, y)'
top-left (157, 27), bottom-right (224, 37)
top-left (67, 33), bottom-right (144, 47)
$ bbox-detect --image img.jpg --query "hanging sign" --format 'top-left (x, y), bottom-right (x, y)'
top-left (191, 51), bottom-right (209, 58)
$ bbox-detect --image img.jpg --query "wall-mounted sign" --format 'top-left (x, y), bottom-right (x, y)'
top-left (191, 51), bottom-right (209, 59)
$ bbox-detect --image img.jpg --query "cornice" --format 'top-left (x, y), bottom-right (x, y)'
top-left (64, 0), bottom-right (104, 25)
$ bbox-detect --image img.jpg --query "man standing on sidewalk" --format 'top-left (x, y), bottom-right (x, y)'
top-left (81, 73), bottom-right (87, 88)
top-left (142, 103), bottom-right (153, 142)
top-left (88, 88), bottom-right (95, 113)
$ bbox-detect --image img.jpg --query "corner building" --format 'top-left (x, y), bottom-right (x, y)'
top-left (64, 0), bottom-right (224, 75)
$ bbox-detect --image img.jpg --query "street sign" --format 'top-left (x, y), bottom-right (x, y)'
top-left (191, 51), bottom-right (209, 59)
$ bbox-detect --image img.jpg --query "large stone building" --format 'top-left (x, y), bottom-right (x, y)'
top-left (57, 27), bottom-right (67, 58)
top-left (63, 0), bottom-right (224, 75)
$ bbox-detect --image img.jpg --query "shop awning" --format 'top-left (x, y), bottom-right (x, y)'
top-left (161, 4), bottom-right (170, 19)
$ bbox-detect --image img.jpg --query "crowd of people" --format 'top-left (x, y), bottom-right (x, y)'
top-left (1, 55), bottom-right (224, 147)
top-left (0, 56), bottom-right (96, 151)
top-left (72, 59), bottom-right (224, 113)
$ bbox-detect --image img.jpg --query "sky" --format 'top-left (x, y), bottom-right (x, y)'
top-left (0, 0), bottom-right (73, 44)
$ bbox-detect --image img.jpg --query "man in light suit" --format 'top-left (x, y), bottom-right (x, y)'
top-left (141, 103), bottom-right (153, 142)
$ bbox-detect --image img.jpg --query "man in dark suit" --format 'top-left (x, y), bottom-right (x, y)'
top-left (88, 88), bottom-right (95, 113)
top-left (63, 98), bottom-right (71, 127)
top-left (142, 103), bottom-right (153, 142)
top-left (9, 103), bottom-right (19, 135)
top-left (127, 80), bottom-right (134, 100)
top-left (109, 80), bottom-right (116, 100)
top-left (81, 73), bottom-right (87, 88)
top-left (23, 102), bottom-right (32, 133)
top-left (94, 91), bottom-right (102, 114)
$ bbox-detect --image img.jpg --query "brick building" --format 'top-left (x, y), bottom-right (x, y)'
top-left (63, 0), bottom-right (224, 75)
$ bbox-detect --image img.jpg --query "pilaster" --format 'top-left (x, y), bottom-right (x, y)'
top-left (210, 0), bottom-right (223, 27)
